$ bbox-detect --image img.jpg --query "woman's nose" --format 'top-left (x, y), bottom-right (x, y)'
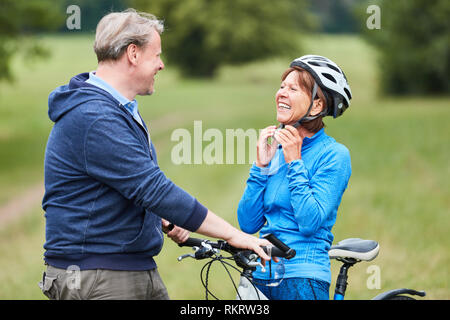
top-left (277, 88), bottom-right (288, 98)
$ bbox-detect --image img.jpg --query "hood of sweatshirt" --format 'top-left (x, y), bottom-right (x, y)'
top-left (47, 72), bottom-right (117, 123)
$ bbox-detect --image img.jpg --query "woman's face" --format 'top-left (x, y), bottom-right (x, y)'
top-left (275, 71), bottom-right (312, 125)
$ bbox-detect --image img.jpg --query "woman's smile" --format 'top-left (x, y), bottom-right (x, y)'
top-left (277, 102), bottom-right (292, 111)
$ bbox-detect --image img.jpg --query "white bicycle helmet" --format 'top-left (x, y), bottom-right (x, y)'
top-left (290, 55), bottom-right (352, 119)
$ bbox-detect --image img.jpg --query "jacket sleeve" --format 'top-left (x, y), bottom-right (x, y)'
top-left (287, 146), bottom-right (351, 236)
top-left (84, 115), bottom-right (207, 232)
top-left (237, 163), bottom-right (269, 234)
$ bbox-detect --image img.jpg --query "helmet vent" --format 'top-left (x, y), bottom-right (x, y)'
top-left (310, 56), bottom-right (328, 62)
top-left (322, 73), bottom-right (337, 84)
top-left (308, 61), bottom-right (326, 67)
top-left (308, 61), bottom-right (341, 74)
top-left (344, 88), bottom-right (352, 99)
top-left (326, 63), bottom-right (342, 74)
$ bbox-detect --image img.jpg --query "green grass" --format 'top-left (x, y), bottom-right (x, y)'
top-left (0, 33), bottom-right (448, 299)
top-left (0, 208), bottom-right (46, 299)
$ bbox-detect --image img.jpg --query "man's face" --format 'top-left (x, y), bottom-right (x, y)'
top-left (135, 29), bottom-right (164, 96)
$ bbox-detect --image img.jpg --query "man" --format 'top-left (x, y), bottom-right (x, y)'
top-left (39, 9), bottom-right (271, 300)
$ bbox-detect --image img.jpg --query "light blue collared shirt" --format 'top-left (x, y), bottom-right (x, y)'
top-left (85, 71), bottom-right (143, 126)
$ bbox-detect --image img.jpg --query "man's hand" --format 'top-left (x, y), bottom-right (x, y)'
top-left (162, 219), bottom-right (190, 244)
top-left (225, 229), bottom-right (276, 264)
top-left (195, 210), bottom-right (273, 262)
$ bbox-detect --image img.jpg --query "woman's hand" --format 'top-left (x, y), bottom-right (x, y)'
top-left (256, 125), bottom-right (278, 167)
top-left (273, 125), bottom-right (303, 163)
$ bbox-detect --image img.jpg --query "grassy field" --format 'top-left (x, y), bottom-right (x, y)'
top-left (0, 33), bottom-right (448, 300)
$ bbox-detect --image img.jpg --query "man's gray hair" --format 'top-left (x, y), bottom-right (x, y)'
top-left (94, 8), bottom-right (164, 62)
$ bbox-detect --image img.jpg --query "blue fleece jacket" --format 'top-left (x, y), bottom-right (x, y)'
top-left (237, 129), bottom-right (351, 283)
top-left (42, 72), bottom-right (208, 270)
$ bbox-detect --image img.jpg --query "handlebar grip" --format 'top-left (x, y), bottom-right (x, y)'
top-left (263, 246), bottom-right (287, 258)
top-left (178, 237), bottom-right (205, 248)
top-left (263, 233), bottom-right (296, 259)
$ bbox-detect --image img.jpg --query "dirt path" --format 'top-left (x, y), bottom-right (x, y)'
top-left (0, 182), bottom-right (44, 227)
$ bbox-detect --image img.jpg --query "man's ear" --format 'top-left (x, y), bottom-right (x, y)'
top-left (126, 43), bottom-right (139, 66)
top-left (310, 98), bottom-right (324, 116)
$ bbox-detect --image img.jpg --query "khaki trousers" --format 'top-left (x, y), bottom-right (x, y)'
top-left (39, 264), bottom-right (170, 300)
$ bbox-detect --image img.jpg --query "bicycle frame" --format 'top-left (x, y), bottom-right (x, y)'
top-left (234, 260), bottom-right (271, 300)
top-left (333, 257), bottom-right (358, 300)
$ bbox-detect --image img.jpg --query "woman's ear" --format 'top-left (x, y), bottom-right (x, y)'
top-left (310, 98), bottom-right (324, 116)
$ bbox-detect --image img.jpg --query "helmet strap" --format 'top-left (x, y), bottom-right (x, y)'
top-left (292, 82), bottom-right (319, 129)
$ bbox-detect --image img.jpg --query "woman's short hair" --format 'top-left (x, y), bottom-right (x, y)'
top-left (281, 66), bottom-right (328, 133)
top-left (93, 8), bottom-right (164, 62)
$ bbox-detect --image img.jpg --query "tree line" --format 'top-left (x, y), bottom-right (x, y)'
top-left (0, 0), bottom-right (448, 95)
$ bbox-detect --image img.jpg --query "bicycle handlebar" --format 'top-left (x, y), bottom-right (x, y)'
top-left (179, 234), bottom-right (296, 259)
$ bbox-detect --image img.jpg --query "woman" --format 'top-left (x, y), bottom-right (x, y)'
top-left (237, 55), bottom-right (352, 300)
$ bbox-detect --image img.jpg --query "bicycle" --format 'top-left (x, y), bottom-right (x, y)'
top-left (177, 233), bottom-right (294, 300)
top-left (177, 235), bottom-right (426, 300)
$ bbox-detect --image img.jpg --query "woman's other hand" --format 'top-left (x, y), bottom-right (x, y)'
top-left (256, 125), bottom-right (278, 167)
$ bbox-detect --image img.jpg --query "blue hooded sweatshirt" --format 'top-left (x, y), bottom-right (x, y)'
top-left (42, 73), bottom-right (208, 270)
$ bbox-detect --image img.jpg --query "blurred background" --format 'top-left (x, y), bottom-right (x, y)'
top-left (0, 0), bottom-right (448, 299)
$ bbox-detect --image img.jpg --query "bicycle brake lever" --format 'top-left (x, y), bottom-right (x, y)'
top-left (178, 246), bottom-right (200, 261)
top-left (177, 253), bottom-right (195, 261)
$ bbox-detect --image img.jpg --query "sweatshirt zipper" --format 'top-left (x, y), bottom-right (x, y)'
top-left (120, 103), bottom-right (153, 158)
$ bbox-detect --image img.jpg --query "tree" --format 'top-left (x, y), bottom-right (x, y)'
top-left (130, 0), bottom-right (313, 77)
top-left (362, 0), bottom-right (449, 95)
top-left (0, 0), bottom-right (64, 83)
top-left (307, 0), bottom-right (360, 34)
